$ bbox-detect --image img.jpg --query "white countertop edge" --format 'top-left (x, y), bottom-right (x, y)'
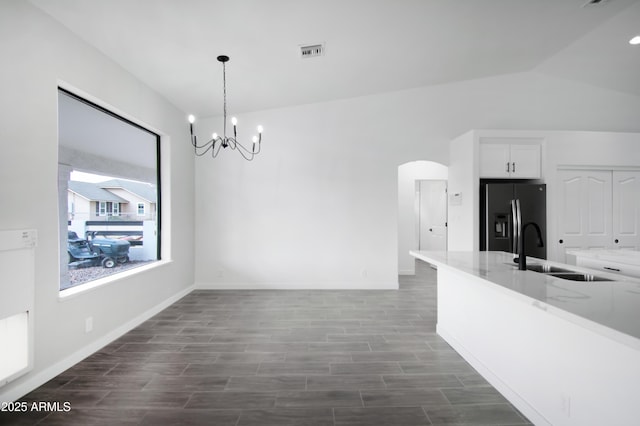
top-left (410, 250), bottom-right (640, 352)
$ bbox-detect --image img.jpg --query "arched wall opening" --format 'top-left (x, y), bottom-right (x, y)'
top-left (398, 161), bottom-right (448, 275)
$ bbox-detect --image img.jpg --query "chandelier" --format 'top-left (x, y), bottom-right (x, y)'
top-left (188, 55), bottom-right (263, 160)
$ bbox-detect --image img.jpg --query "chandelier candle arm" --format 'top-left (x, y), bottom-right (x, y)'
top-left (232, 116), bottom-right (237, 140)
top-left (187, 55), bottom-right (263, 160)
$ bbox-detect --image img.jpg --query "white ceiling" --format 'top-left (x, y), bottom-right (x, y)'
top-left (31, 0), bottom-right (640, 118)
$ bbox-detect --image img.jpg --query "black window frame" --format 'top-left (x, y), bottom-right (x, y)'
top-left (59, 87), bottom-right (162, 262)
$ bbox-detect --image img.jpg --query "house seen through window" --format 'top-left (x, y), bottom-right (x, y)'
top-left (58, 88), bottom-right (161, 291)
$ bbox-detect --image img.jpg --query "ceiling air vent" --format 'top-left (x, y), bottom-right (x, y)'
top-left (300, 43), bottom-right (325, 59)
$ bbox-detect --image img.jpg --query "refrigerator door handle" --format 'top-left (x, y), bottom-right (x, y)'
top-left (515, 199), bottom-right (522, 254)
top-left (510, 200), bottom-right (518, 254)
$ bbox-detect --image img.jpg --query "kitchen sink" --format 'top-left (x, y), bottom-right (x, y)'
top-left (507, 262), bottom-right (614, 282)
top-left (546, 272), bottom-right (613, 282)
top-left (506, 263), bottom-right (573, 273)
top-left (525, 264), bottom-right (572, 274)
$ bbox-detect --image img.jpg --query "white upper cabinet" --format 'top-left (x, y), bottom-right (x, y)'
top-left (509, 144), bottom-right (541, 178)
top-left (479, 143), bottom-right (511, 178)
top-left (479, 141), bottom-right (541, 179)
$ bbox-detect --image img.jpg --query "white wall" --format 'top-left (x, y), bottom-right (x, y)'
top-left (0, 1), bottom-right (194, 400)
top-left (195, 68), bottom-right (640, 289)
top-left (447, 131), bottom-right (477, 251)
top-left (194, 100), bottom-right (417, 290)
top-left (398, 161), bottom-right (448, 275)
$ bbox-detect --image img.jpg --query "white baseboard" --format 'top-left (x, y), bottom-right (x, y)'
top-left (195, 280), bottom-right (398, 290)
top-left (0, 284), bottom-right (195, 403)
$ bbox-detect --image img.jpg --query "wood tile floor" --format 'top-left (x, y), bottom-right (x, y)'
top-left (2, 261), bottom-right (532, 425)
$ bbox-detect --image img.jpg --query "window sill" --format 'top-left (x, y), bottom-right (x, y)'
top-left (58, 259), bottom-right (172, 301)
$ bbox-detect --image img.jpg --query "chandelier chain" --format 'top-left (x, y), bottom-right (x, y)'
top-left (222, 61), bottom-right (227, 139)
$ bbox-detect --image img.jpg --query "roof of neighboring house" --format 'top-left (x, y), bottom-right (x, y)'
top-left (99, 179), bottom-right (157, 203)
top-left (68, 181), bottom-right (128, 203)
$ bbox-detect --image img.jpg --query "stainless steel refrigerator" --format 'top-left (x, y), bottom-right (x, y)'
top-left (480, 182), bottom-right (546, 259)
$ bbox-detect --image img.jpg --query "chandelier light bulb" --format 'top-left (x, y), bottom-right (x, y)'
top-left (630, 35), bottom-right (640, 45)
top-left (252, 135), bottom-right (258, 143)
top-left (188, 114), bottom-right (195, 124)
top-left (257, 125), bottom-right (263, 134)
top-left (231, 117), bottom-right (238, 126)
top-left (212, 133), bottom-right (218, 139)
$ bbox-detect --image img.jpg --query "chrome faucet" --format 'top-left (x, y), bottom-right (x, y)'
top-left (517, 222), bottom-right (544, 270)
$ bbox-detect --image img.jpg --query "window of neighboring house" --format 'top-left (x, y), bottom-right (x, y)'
top-left (58, 88), bottom-right (161, 293)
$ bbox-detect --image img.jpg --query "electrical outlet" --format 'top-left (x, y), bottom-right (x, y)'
top-left (85, 317), bottom-right (93, 333)
top-left (361, 269), bottom-right (368, 278)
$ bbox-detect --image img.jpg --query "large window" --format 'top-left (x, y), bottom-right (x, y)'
top-left (58, 88), bottom-right (161, 292)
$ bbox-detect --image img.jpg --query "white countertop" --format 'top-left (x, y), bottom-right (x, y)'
top-left (567, 249), bottom-right (640, 266)
top-left (410, 250), bottom-right (640, 350)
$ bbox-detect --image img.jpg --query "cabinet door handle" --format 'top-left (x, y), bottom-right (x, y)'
top-left (512, 162), bottom-right (516, 173)
top-left (559, 239), bottom-right (564, 244)
top-left (614, 239), bottom-right (619, 244)
top-left (506, 162), bottom-right (510, 173)
top-left (604, 266), bottom-right (621, 272)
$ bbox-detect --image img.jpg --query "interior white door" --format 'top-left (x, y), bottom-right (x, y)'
top-left (418, 180), bottom-right (447, 251)
top-left (556, 170), bottom-right (612, 262)
top-left (612, 171), bottom-right (640, 250)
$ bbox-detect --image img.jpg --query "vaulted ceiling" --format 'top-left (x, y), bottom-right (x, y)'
top-left (30, 0), bottom-right (640, 118)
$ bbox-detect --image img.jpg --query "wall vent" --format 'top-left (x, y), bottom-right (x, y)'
top-left (300, 43), bottom-right (325, 58)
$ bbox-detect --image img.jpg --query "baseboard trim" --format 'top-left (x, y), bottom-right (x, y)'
top-left (194, 280), bottom-right (398, 290)
top-left (0, 284), bottom-right (195, 402)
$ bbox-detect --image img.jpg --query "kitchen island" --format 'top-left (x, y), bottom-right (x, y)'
top-left (410, 251), bottom-right (640, 426)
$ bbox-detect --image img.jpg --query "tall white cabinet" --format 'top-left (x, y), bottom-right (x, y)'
top-left (556, 169), bottom-right (640, 261)
top-left (613, 171), bottom-right (640, 250)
